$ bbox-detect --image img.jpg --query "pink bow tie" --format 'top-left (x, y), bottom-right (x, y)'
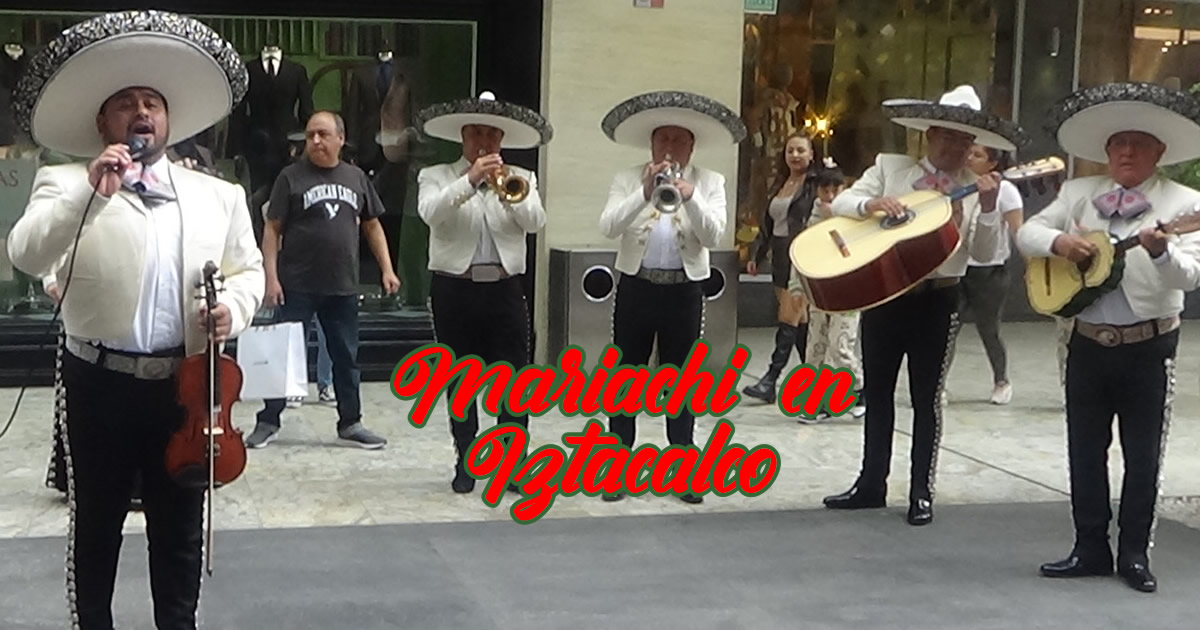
top-left (1093, 188), bottom-right (1149, 219)
top-left (121, 162), bottom-right (176, 204)
top-left (913, 171), bottom-right (956, 194)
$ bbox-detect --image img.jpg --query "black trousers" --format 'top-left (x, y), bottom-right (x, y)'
top-left (61, 352), bottom-right (204, 630)
top-left (430, 274), bottom-right (531, 456)
top-left (609, 274), bottom-right (702, 448)
top-left (1065, 327), bottom-right (1178, 563)
top-left (858, 285), bottom-right (960, 501)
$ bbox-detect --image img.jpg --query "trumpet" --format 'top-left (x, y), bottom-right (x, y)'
top-left (479, 149), bottom-right (529, 204)
top-left (651, 160), bottom-right (684, 214)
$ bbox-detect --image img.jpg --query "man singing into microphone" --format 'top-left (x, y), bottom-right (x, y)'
top-left (7, 12), bottom-right (262, 629)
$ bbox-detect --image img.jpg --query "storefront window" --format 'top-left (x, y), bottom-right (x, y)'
top-left (0, 10), bottom-right (475, 316)
top-left (736, 0), bottom-right (1015, 266)
top-left (1079, 0), bottom-right (1197, 180)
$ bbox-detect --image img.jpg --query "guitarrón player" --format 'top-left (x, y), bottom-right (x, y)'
top-left (1018, 82), bottom-right (1200, 594)
top-left (821, 86), bottom-right (1027, 526)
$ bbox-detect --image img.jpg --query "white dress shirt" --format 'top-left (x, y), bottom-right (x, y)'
top-left (262, 50), bottom-right (281, 75)
top-left (101, 156), bottom-right (185, 353)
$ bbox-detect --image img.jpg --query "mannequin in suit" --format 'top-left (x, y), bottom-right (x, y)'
top-left (346, 50), bottom-right (420, 283)
top-left (231, 44), bottom-right (314, 192)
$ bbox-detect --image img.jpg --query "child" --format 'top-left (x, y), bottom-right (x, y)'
top-left (789, 162), bottom-right (866, 423)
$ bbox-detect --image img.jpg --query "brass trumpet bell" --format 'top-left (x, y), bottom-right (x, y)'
top-left (488, 167), bottom-right (530, 204)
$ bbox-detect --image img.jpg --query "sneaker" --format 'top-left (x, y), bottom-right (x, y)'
top-left (285, 397), bottom-right (303, 409)
top-left (990, 382), bottom-right (1013, 405)
top-left (318, 386), bottom-right (336, 405)
top-left (796, 412), bottom-right (827, 425)
top-left (245, 423), bottom-right (280, 449)
top-left (337, 423), bottom-right (387, 450)
top-left (849, 404), bottom-right (867, 418)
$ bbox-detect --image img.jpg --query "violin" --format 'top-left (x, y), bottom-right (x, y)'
top-left (164, 260), bottom-right (247, 575)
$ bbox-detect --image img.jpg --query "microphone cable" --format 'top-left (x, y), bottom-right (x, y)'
top-left (0, 139), bottom-right (147, 442)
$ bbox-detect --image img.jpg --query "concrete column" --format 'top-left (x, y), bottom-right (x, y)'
top-left (534, 0), bottom-right (745, 362)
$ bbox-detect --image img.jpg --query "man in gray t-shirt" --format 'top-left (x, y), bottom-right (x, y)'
top-left (246, 111), bottom-right (401, 450)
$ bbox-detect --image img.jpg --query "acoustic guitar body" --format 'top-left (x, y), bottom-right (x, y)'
top-left (1026, 231), bottom-right (1120, 317)
top-left (790, 190), bottom-right (961, 312)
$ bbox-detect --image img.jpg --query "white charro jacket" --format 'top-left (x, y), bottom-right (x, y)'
top-left (599, 163), bottom-right (727, 281)
top-left (416, 158), bottom-right (546, 276)
top-left (7, 162), bottom-right (264, 356)
top-left (1017, 174), bottom-right (1200, 321)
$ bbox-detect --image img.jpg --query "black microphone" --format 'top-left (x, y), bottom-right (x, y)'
top-left (106, 136), bottom-right (149, 172)
top-left (127, 136), bottom-right (149, 161)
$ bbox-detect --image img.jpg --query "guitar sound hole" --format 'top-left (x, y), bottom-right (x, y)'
top-left (879, 210), bottom-right (915, 229)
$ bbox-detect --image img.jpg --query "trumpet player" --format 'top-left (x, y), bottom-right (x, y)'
top-left (415, 91), bottom-right (552, 493)
top-left (598, 90), bottom-right (747, 503)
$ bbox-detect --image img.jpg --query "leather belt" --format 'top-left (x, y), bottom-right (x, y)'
top-left (1074, 316), bottom-right (1180, 348)
top-left (908, 277), bottom-right (960, 295)
top-left (435, 264), bottom-right (511, 283)
top-left (64, 335), bottom-right (183, 380)
top-left (635, 268), bottom-right (690, 285)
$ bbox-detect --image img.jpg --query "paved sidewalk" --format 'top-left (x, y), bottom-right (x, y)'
top-left (1, 321), bottom-right (1198, 537)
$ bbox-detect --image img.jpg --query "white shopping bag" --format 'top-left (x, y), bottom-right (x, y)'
top-left (236, 321), bottom-right (308, 400)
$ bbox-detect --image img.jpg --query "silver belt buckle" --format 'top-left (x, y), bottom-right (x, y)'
top-left (470, 265), bottom-right (502, 283)
top-left (1089, 325), bottom-right (1120, 347)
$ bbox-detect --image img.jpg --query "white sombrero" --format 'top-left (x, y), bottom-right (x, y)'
top-left (1045, 82), bottom-right (1200, 165)
top-left (414, 91), bottom-right (553, 149)
top-left (13, 10), bottom-right (247, 158)
top-left (601, 90), bottom-right (747, 150)
top-left (882, 85), bottom-right (1027, 152)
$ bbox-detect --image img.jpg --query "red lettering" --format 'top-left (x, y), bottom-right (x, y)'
top-left (779, 365), bottom-right (817, 415)
top-left (602, 366), bottom-right (651, 416)
top-left (466, 424), bottom-right (528, 507)
top-left (581, 446), bottom-right (629, 495)
top-left (625, 446), bottom-right (659, 494)
top-left (691, 419), bottom-right (734, 494)
top-left (448, 360), bottom-right (513, 419)
top-left (709, 346), bottom-right (749, 415)
top-left (642, 366), bottom-right (678, 414)
top-left (665, 342), bottom-right (713, 416)
top-left (560, 420), bottom-right (619, 494)
top-left (508, 365), bottom-right (556, 415)
top-left (818, 368), bottom-right (859, 415)
top-left (391, 344), bottom-right (455, 427)
top-left (551, 347), bottom-right (588, 414)
top-left (738, 447), bottom-right (780, 495)
top-left (582, 346), bottom-right (619, 415)
top-left (712, 445), bottom-right (747, 494)
top-left (653, 447), bottom-right (700, 495)
top-left (511, 446), bottom-right (567, 523)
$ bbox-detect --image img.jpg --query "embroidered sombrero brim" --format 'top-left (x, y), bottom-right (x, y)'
top-left (13, 10), bottom-right (247, 158)
top-left (883, 101), bottom-right (1028, 152)
top-left (601, 91), bottom-right (748, 150)
top-left (1045, 82), bottom-right (1200, 165)
top-left (415, 98), bottom-right (553, 149)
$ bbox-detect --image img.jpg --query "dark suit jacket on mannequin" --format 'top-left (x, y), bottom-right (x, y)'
top-left (231, 55), bottom-right (314, 191)
top-left (345, 56), bottom-right (420, 177)
top-left (0, 49), bottom-right (29, 146)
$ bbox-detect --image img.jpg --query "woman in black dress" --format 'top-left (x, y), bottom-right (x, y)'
top-left (744, 132), bottom-right (819, 403)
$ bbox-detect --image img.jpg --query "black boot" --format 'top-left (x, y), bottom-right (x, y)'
top-left (743, 324), bottom-right (797, 404)
top-left (793, 322), bottom-right (808, 364)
